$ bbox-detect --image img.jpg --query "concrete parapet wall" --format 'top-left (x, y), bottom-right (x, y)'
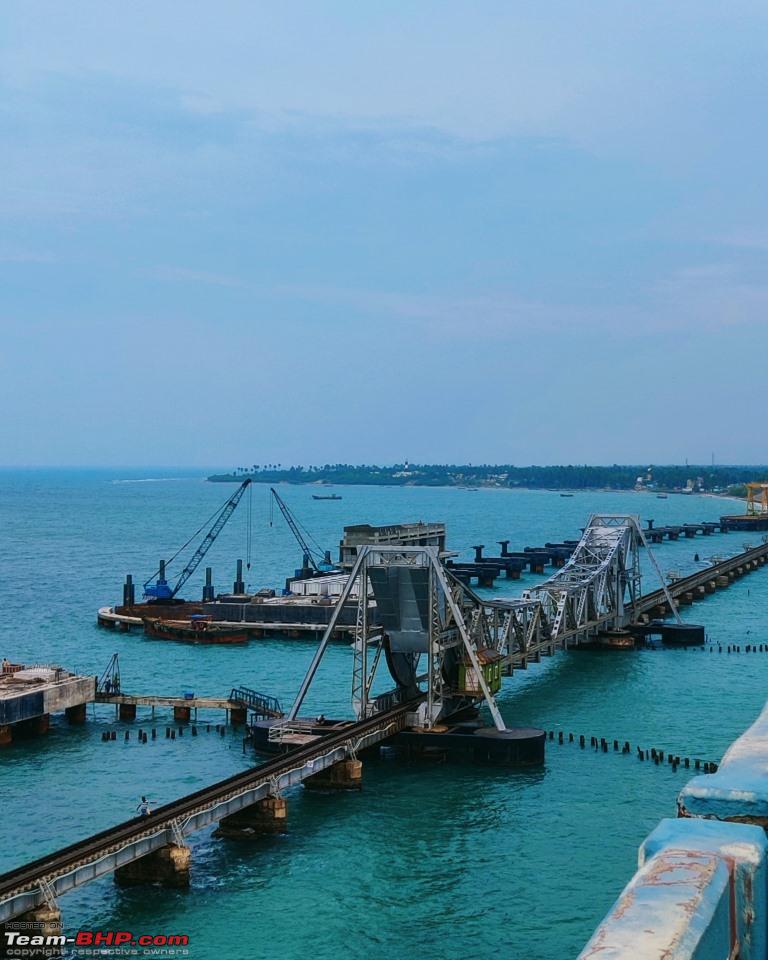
top-left (580, 695), bottom-right (768, 958)
top-left (678, 699), bottom-right (768, 825)
top-left (579, 818), bottom-right (768, 960)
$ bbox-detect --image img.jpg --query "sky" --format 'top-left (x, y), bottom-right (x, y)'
top-left (1, 1), bottom-right (767, 468)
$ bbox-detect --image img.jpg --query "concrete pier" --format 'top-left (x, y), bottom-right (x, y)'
top-left (19, 714), bottom-right (50, 737)
top-left (230, 706), bottom-right (247, 725)
top-left (0, 665), bottom-right (94, 746)
top-left (173, 705), bottom-right (191, 723)
top-left (216, 797), bottom-right (288, 837)
top-left (114, 843), bottom-right (191, 888)
top-left (304, 758), bottom-right (362, 790)
top-left (65, 703), bottom-right (87, 725)
top-left (118, 702), bottom-right (137, 721)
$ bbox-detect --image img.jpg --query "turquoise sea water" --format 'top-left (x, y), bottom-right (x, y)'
top-left (1, 470), bottom-right (766, 960)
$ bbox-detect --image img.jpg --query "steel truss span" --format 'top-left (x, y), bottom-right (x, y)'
top-left (284, 517), bottom-right (676, 736)
top-left (285, 544), bottom-right (508, 734)
top-left (452, 514), bottom-right (678, 669)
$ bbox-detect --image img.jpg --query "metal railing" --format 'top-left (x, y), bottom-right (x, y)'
top-left (229, 686), bottom-right (283, 718)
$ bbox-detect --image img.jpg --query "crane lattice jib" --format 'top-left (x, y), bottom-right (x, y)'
top-left (171, 479), bottom-right (252, 597)
top-left (270, 487), bottom-right (321, 572)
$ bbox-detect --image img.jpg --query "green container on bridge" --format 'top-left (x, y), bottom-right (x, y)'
top-left (457, 655), bottom-right (502, 696)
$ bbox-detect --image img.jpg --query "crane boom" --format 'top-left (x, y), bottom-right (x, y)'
top-left (270, 487), bottom-right (322, 573)
top-left (144, 479), bottom-right (252, 600)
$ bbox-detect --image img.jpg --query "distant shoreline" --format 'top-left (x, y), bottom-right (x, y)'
top-left (208, 464), bottom-right (762, 497)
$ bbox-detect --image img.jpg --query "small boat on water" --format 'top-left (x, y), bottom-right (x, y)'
top-left (312, 494), bottom-right (342, 500)
top-left (560, 493), bottom-right (574, 498)
top-left (142, 615), bottom-right (248, 645)
top-left (657, 494), bottom-right (669, 499)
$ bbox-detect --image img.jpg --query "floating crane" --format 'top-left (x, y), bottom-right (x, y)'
top-left (144, 479), bottom-right (252, 601)
top-left (269, 487), bottom-right (335, 575)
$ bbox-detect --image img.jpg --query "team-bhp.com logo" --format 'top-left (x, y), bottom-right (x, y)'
top-left (3, 928), bottom-right (189, 956)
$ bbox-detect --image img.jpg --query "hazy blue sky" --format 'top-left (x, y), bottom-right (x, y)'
top-left (2, 2), bottom-right (767, 467)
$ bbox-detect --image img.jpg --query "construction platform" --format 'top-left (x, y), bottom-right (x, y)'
top-left (250, 716), bottom-right (546, 764)
top-left (97, 593), bottom-right (361, 639)
top-left (0, 664), bottom-right (95, 745)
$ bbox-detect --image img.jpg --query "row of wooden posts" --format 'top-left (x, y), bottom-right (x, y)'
top-left (548, 729), bottom-right (719, 774)
top-left (100, 724), bottom-right (229, 742)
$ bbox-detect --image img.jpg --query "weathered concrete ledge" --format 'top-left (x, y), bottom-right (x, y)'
top-left (580, 695), bottom-right (768, 959)
top-left (679, 699), bottom-right (768, 825)
top-left (579, 818), bottom-right (768, 960)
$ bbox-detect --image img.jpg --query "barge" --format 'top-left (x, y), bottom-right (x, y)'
top-left (142, 615), bottom-right (248, 645)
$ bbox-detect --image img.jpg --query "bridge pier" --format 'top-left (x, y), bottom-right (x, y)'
top-left (230, 706), bottom-right (247, 726)
top-left (65, 703), bottom-right (87, 725)
top-left (173, 705), bottom-right (191, 723)
top-left (114, 843), bottom-right (191, 889)
top-left (17, 714), bottom-right (50, 737)
top-left (216, 797), bottom-right (288, 838)
top-left (1, 904), bottom-right (63, 958)
top-left (0, 724), bottom-right (12, 747)
top-left (304, 759), bottom-right (362, 791)
top-left (119, 703), bottom-right (137, 721)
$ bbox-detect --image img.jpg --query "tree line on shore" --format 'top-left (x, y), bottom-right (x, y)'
top-left (208, 463), bottom-right (767, 492)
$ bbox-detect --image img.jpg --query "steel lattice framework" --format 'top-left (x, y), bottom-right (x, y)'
top-left (284, 515), bottom-right (677, 731)
top-left (523, 514), bottom-right (643, 647)
top-left (287, 544), bottom-right (508, 732)
top-left (450, 514), bottom-right (678, 670)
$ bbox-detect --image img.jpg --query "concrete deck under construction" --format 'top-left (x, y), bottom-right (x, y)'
top-left (0, 666), bottom-right (95, 745)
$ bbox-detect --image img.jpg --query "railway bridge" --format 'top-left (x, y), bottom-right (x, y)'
top-left (0, 702), bottom-right (415, 930)
top-left (2, 514), bottom-right (766, 939)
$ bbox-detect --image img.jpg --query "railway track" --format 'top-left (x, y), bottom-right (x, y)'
top-left (0, 701), bottom-right (415, 917)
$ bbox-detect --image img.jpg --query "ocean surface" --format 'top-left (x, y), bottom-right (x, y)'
top-left (1, 469), bottom-right (766, 960)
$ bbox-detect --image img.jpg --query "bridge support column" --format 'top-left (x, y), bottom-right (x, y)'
top-left (216, 797), bottom-right (288, 838)
top-left (0, 724), bottom-right (12, 747)
top-left (18, 714), bottom-right (49, 737)
top-left (173, 705), bottom-right (191, 723)
top-left (114, 843), bottom-right (190, 888)
top-left (1, 905), bottom-right (63, 958)
top-left (230, 706), bottom-right (247, 726)
top-left (66, 703), bottom-right (87, 725)
top-left (304, 759), bottom-right (362, 791)
top-left (119, 703), bottom-right (137, 721)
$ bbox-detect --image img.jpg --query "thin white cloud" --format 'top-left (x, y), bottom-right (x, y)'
top-left (718, 230), bottom-right (768, 252)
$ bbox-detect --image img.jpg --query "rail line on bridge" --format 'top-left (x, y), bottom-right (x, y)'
top-left (452, 518), bottom-right (768, 671)
top-left (3, 516), bottom-right (767, 929)
top-left (0, 701), bottom-right (416, 924)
